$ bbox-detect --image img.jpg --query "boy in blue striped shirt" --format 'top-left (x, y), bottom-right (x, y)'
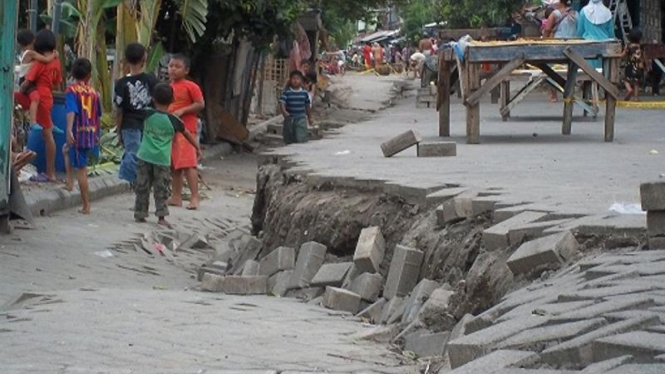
top-left (279, 71), bottom-right (313, 144)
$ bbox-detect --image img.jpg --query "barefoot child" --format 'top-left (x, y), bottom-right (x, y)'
top-left (134, 83), bottom-right (201, 227)
top-left (167, 54), bottom-right (205, 210)
top-left (279, 70), bottom-right (313, 145)
top-left (623, 29), bottom-right (647, 102)
top-left (63, 58), bottom-right (101, 214)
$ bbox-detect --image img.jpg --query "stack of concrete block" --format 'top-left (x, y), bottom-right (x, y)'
top-left (416, 85), bottom-right (437, 109)
top-left (641, 182), bottom-right (665, 249)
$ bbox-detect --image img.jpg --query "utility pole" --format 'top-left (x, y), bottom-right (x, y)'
top-left (52, 0), bottom-right (64, 34)
top-left (29, 0), bottom-right (38, 32)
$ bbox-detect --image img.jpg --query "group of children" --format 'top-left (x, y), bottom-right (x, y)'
top-left (14, 29), bottom-right (203, 227)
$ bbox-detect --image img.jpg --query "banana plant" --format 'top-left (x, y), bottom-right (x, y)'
top-left (176, 0), bottom-right (209, 43)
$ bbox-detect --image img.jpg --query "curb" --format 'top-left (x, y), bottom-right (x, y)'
top-left (23, 141), bottom-right (235, 218)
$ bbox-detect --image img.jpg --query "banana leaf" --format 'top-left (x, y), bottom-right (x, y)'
top-left (177, 0), bottom-right (209, 43)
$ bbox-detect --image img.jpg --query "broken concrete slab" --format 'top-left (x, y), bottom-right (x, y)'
top-left (508, 218), bottom-right (574, 246)
top-left (540, 316), bottom-right (660, 365)
top-left (381, 130), bottom-right (422, 158)
top-left (201, 273), bottom-right (223, 292)
top-left (289, 241), bottom-right (327, 289)
top-left (593, 331), bottom-right (665, 363)
top-left (417, 141), bottom-right (457, 158)
top-left (405, 331), bottom-right (450, 357)
top-left (551, 296), bottom-right (655, 323)
top-left (353, 226), bottom-right (386, 274)
top-left (268, 270), bottom-right (294, 297)
top-left (311, 262), bottom-right (353, 288)
top-left (507, 231), bottom-right (579, 276)
top-left (259, 246), bottom-right (295, 277)
top-left (558, 284), bottom-right (657, 302)
top-left (483, 211), bottom-right (548, 251)
top-left (449, 314), bottom-right (475, 342)
top-left (357, 298), bottom-right (387, 323)
top-left (379, 297), bottom-right (405, 324)
top-left (604, 364), bottom-right (665, 374)
top-left (580, 356), bottom-right (634, 374)
top-left (402, 279), bottom-right (440, 323)
top-left (218, 276), bottom-right (268, 295)
top-left (322, 286), bottom-right (362, 314)
top-left (351, 324), bottom-right (400, 343)
top-left (349, 273), bottom-right (383, 302)
top-left (384, 245), bottom-right (424, 300)
top-left (497, 318), bottom-right (606, 350)
top-left (445, 349), bottom-right (538, 373)
top-left (241, 260), bottom-right (260, 276)
top-left (641, 182), bottom-right (665, 211)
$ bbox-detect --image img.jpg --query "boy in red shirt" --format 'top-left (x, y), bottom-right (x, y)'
top-left (21, 30), bottom-right (62, 182)
top-left (167, 54), bottom-right (205, 210)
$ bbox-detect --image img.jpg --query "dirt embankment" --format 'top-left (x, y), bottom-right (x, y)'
top-left (251, 163), bottom-right (515, 324)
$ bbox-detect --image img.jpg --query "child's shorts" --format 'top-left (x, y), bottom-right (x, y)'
top-left (35, 100), bottom-right (53, 129)
top-left (69, 147), bottom-right (92, 169)
top-left (14, 90), bottom-right (40, 110)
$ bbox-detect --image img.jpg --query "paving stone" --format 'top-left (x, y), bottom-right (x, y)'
top-left (201, 273), bottom-right (223, 292)
top-left (446, 349), bottom-right (538, 373)
top-left (351, 324), bottom-right (400, 343)
top-left (587, 264), bottom-right (665, 279)
top-left (353, 227), bottom-right (386, 273)
top-left (387, 298), bottom-right (408, 324)
top-left (641, 182), bottom-right (665, 211)
top-left (493, 370), bottom-right (575, 374)
top-left (498, 300), bottom-right (595, 323)
top-left (605, 364), bottom-right (665, 374)
top-left (404, 331), bottom-right (450, 357)
top-left (311, 262), bottom-right (353, 288)
top-left (402, 279), bottom-right (439, 323)
top-left (507, 231), bottom-right (579, 276)
top-left (483, 211), bottom-right (548, 251)
top-left (268, 270), bottom-right (294, 297)
top-left (259, 246), bottom-right (295, 277)
top-left (241, 260), bottom-right (260, 276)
top-left (285, 287), bottom-right (324, 301)
top-left (541, 316), bottom-right (660, 365)
top-left (322, 286), bottom-right (362, 314)
top-left (605, 310), bottom-right (665, 324)
top-left (447, 316), bottom-right (549, 368)
top-left (417, 286), bottom-right (455, 322)
top-left (551, 296), bottom-right (655, 323)
top-left (647, 211), bottom-right (665, 237)
top-left (449, 314), bottom-right (475, 342)
top-left (341, 264), bottom-right (362, 289)
top-left (493, 204), bottom-right (550, 223)
top-left (558, 284), bottom-right (657, 302)
top-left (197, 263), bottom-right (227, 282)
top-left (593, 331), bottom-right (665, 363)
top-left (230, 235), bottom-right (263, 275)
top-left (357, 298), bottom-right (387, 323)
top-left (289, 241), bottom-right (327, 289)
top-left (349, 273), bottom-right (383, 302)
top-left (417, 141), bottom-right (457, 158)
top-left (437, 192), bottom-right (477, 225)
top-left (427, 187), bottom-right (468, 207)
top-left (648, 236), bottom-right (665, 250)
top-left (581, 271), bottom-right (641, 289)
top-left (379, 297), bottom-right (405, 324)
top-left (381, 130), bottom-right (422, 157)
top-left (497, 318), bottom-right (607, 350)
top-left (218, 276), bottom-right (268, 295)
top-left (384, 245), bottom-right (424, 300)
top-left (581, 356), bottom-right (634, 374)
top-left (508, 218), bottom-right (574, 246)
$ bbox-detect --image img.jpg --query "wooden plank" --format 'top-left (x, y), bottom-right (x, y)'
top-left (466, 63), bottom-right (481, 144)
top-left (582, 82), bottom-right (590, 117)
top-left (562, 47), bottom-right (619, 99)
top-left (532, 62), bottom-right (566, 87)
top-left (562, 61), bottom-right (578, 135)
top-left (654, 59), bottom-right (665, 74)
top-left (544, 78), bottom-right (598, 116)
top-left (500, 80), bottom-right (511, 121)
top-left (438, 27), bottom-right (503, 41)
top-left (500, 76), bottom-right (546, 118)
top-left (465, 54), bottom-right (525, 106)
top-left (467, 42), bottom-right (622, 62)
top-left (490, 86), bottom-right (499, 104)
top-left (605, 58), bottom-right (620, 142)
top-left (438, 60), bottom-right (452, 137)
top-left (456, 54), bottom-right (467, 101)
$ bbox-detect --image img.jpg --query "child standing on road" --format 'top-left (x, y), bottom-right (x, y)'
top-left (279, 71), bottom-right (313, 145)
top-left (20, 29), bottom-right (62, 183)
top-left (167, 54), bottom-right (205, 210)
top-left (63, 58), bottom-right (101, 215)
top-left (623, 29), bottom-right (647, 102)
top-left (114, 43), bottom-right (160, 184)
top-left (134, 83), bottom-right (201, 227)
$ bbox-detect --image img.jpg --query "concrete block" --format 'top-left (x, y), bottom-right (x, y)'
top-left (351, 324), bottom-right (400, 343)
top-left (284, 287), bottom-right (324, 301)
top-left (558, 284), bottom-right (656, 302)
top-left (381, 130), bottom-right (422, 157)
top-left (417, 141), bottom-right (457, 158)
top-left (641, 182), bottom-right (665, 211)
top-left (605, 364), bottom-right (665, 374)
top-left (447, 316), bottom-right (549, 368)
top-left (649, 236), bottom-right (665, 250)
top-left (230, 235), bottom-right (263, 275)
top-left (218, 276), bottom-right (268, 295)
top-left (593, 331), bottom-right (665, 363)
top-left (384, 245), bottom-right (424, 300)
top-left (447, 349), bottom-right (538, 374)
top-left (497, 318), bottom-right (606, 350)
top-left (541, 316), bottom-right (660, 365)
top-left (241, 260), bottom-right (260, 276)
top-left (353, 226), bottom-right (386, 273)
top-left (259, 246), bottom-right (295, 277)
top-left (197, 264), bottom-right (227, 281)
top-left (268, 270), bottom-right (294, 297)
top-left (483, 211), bottom-right (548, 251)
top-left (450, 314), bottom-right (475, 342)
top-left (289, 241), bottom-right (327, 289)
top-left (357, 298), bottom-right (387, 323)
top-left (647, 211), bottom-right (665, 237)
top-left (418, 287), bottom-right (456, 325)
top-left (426, 187), bottom-right (468, 207)
top-left (401, 279), bottom-right (440, 323)
top-left (581, 356), bottom-right (634, 374)
top-left (508, 218), bottom-right (574, 245)
top-left (404, 331), bottom-right (450, 357)
top-left (311, 262), bottom-right (353, 287)
top-left (387, 300), bottom-right (408, 324)
top-left (438, 196), bottom-right (474, 225)
top-left (341, 264), bottom-right (362, 289)
top-left (379, 297), bottom-right (404, 324)
top-left (322, 286), bottom-right (362, 314)
top-left (507, 231), bottom-right (579, 276)
top-left (551, 296), bottom-right (656, 323)
top-left (201, 273), bottom-right (223, 292)
top-left (349, 273), bottom-right (383, 302)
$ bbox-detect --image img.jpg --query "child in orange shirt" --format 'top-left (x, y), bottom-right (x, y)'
top-left (167, 54), bottom-right (205, 210)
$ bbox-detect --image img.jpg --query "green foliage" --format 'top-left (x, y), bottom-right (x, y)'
top-left (176, 0), bottom-right (209, 43)
top-left (437, 0), bottom-right (523, 28)
top-left (401, 0), bottom-right (436, 43)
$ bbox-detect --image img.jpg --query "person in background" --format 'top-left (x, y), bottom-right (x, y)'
top-left (167, 54), bottom-right (205, 210)
top-left (279, 71), bottom-right (313, 145)
top-left (21, 29), bottom-right (62, 183)
top-left (623, 29), bottom-right (647, 101)
top-left (410, 50), bottom-right (427, 79)
top-left (300, 59), bottom-right (318, 100)
top-left (363, 42), bottom-right (373, 69)
top-left (544, 0), bottom-right (578, 39)
top-left (114, 43), bottom-right (159, 185)
top-left (419, 37), bottom-right (433, 56)
top-left (63, 58), bottom-right (101, 215)
top-left (577, 0), bottom-right (615, 68)
top-left (373, 43), bottom-right (384, 66)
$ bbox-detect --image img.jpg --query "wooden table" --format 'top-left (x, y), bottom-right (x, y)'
top-left (437, 40), bottom-right (623, 144)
